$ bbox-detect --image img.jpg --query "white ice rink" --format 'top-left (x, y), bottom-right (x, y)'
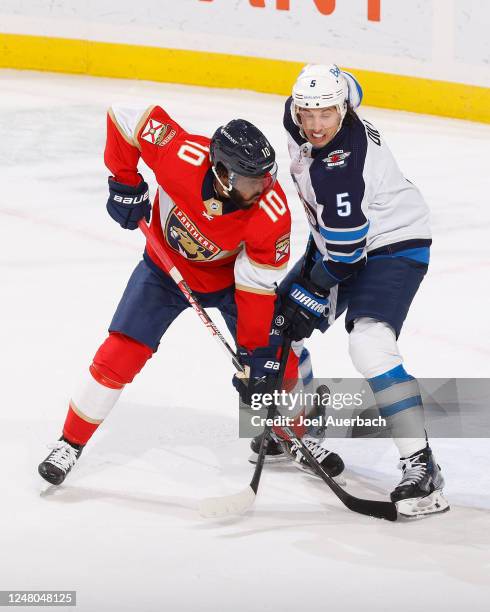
top-left (1, 70), bottom-right (490, 611)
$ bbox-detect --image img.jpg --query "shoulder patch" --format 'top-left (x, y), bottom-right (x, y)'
top-left (275, 232), bottom-right (290, 263)
top-left (141, 118), bottom-right (177, 147)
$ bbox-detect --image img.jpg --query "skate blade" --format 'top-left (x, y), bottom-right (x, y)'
top-left (396, 490), bottom-right (450, 518)
top-left (248, 451), bottom-right (288, 465)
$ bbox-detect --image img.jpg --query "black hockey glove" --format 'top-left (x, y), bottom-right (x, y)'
top-left (106, 175), bottom-right (151, 230)
top-left (279, 277), bottom-right (329, 342)
top-left (232, 346), bottom-right (281, 407)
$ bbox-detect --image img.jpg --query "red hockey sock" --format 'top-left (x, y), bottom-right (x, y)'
top-left (272, 410), bottom-right (307, 441)
top-left (63, 333), bottom-right (152, 446)
top-left (63, 403), bottom-right (101, 446)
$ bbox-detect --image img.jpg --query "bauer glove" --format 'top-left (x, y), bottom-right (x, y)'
top-left (232, 346), bottom-right (281, 407)
top-left (106, 175), bottom-right (151, 230)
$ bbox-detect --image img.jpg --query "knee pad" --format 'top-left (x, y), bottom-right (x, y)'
top-left (348, 317), bottom-right (402, 379)
top-left (92, 332), bottom-right (153, 386)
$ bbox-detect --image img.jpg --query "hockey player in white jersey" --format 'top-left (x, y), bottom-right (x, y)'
top-left (270, 64), bottom-right (449, 518)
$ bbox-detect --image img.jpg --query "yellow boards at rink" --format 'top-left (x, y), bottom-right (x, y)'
top-left (0, 0), bottom-right (489, 122)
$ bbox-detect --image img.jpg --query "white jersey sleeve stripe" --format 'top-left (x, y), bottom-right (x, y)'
top-left (234, 248), bottom-right (282, 295)
top-left (109, 104), bottom-right (154, 147)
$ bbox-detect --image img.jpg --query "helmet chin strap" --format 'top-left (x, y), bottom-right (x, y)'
top-left (212, 165), bottom-right (232, 194)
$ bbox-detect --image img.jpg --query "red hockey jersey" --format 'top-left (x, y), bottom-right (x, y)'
top-left (104, 104), bottom-right (291, 350)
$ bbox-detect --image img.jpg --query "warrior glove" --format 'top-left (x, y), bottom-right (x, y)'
top-left (280, 278), bottom-right (329, 342)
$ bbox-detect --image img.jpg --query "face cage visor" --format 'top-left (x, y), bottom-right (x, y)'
top-left (229, 161), bottom-right (278, 201)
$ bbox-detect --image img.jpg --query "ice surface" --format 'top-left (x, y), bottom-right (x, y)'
top-left (1, 70), bottom-right (489, 611)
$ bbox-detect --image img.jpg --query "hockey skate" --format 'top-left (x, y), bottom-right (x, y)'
top-left (247, 383), bottom-right (328, 465)
top-left (249, 433), bottom-right (288, 464)
top-left (391, 445), bottom-right (449, 518)
top-left (281, 437), bottom-right (345, 482)
top-left (248, 384), bottom-right (345, 482)
top-left (38, 438), bottom-right (84, 485)
top-left (249, 433), bottom-right (345, 484)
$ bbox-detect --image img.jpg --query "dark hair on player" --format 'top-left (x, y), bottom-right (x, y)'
top-left (343, 103), bottom-right (359, 127)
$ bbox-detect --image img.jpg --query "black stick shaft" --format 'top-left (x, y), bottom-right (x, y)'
top-left (250, 338), bottom-right (292, 494)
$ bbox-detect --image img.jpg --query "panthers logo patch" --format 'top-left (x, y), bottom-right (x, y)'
top-left (165, 207), bottom-right (220, 261)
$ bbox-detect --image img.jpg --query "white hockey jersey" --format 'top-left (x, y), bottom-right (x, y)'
top-left (284, 98), bottom-right (431, 287)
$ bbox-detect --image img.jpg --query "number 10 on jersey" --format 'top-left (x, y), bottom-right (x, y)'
top-left (259, 191), bottom-right (287, 222)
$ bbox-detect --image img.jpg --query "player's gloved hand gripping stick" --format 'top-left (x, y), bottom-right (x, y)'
top-left (201, 338), bottom-right (292, 519)
top-left (138, 220), bottom-right (397, 522)
top-left (139, 219), bottom-right (288, 515)
top-left (278, 234), bottom-right (330, 341)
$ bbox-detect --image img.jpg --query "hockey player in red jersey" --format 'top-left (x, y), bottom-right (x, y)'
top-left (38, 104), bottom-right (344, 485)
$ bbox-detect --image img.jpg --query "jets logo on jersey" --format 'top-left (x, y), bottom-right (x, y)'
top-left (275, 233), bottom-right (290, 263)
top-left (141, 119), bottom-right (176, 147)
top-left (323, 150), bottom-right (351, 169)
top-left (165, 206), bottom-right (220, 261)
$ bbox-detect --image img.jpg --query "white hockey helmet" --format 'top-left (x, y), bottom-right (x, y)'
top-left (292, 64), bottom-right (349, 126)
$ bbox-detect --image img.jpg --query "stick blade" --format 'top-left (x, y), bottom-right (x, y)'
top-left (344, 495), bottom-right (398, 521)
top-left (199, 486), bottom-right (256, 518)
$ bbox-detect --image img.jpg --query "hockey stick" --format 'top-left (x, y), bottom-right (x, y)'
top-left (138, 219), bottom-right (242, 372)
top-left (282, 430), bottom-right (397, 521)
top-left (139, 221), bottom-right (397, 521)
top-left (195, 234), bottom-right (396, 520)
top-left (139, 218), bottom-right (291, 514)
top-left (199, 338), bottom-right (292, 518)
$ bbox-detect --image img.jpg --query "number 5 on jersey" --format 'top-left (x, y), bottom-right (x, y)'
top-left (336, 192), bottom-right (351, 217)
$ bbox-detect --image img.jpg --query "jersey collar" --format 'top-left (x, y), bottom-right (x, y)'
top-left (201, 167), bottom-right (242, 215)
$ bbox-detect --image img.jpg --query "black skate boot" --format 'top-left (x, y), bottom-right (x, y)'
top-left (249, 434), bottom-right (345, 483)
top-left (391, 445), bottom-right (449, 518)
top-left (248, 384), bottom-right (331, 462)
top-left (282, 438), bottom-right (345, 483)
top-left (38, 437), bottom-right (84, 485)
top-left (249, 433), bottom-right (287, 464)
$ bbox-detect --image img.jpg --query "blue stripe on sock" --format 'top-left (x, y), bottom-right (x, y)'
top-left (368, 364), bottom-right (413, 393)
top-left (303, 372), bottom-right (313, 386)
top-left (299, 349), bottom-right (310, 365)
top-left (379, 395), bottom-right (423, 418)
